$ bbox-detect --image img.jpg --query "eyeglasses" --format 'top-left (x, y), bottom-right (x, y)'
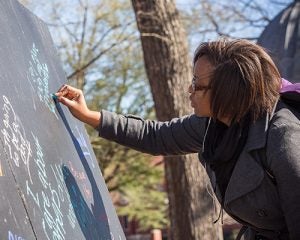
top-left (191, 76), bottom-right (211, 92)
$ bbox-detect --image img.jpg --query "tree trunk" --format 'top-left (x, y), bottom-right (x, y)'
top-left (131, 1), bottom-right (223, 239)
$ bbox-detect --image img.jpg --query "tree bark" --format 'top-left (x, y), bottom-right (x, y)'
top-left (131, 1), bottom-right (223, 239)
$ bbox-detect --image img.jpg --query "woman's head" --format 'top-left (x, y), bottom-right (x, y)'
top-left (191, 38), bottom-right (281, 124)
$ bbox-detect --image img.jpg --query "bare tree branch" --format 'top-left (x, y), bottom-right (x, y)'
top-left (52, 7), bottom-right (79, 42)
top-left (67, 41), bottom-right (117, 79)
top-left (91, 20), bottom-right (134, 52)
top-left (105, 163), bottom-right (121, 184)
top-left (67, 22), bottom-right (134, 80)
top-left (91, 24), bottom-right (121, 52)
top-left (78, 4), bottom-right (88, 65)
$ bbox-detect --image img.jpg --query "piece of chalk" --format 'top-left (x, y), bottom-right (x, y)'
top-left (51, 93), bottom-right (58, 100)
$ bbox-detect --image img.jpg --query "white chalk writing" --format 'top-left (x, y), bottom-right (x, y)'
top-left (1, 95), bottom-right (32, 182)
top-left (26, 134), bottom-right (68, 240)
top-left (51, 164), bottom-right (76, 229)
top-left (8, 231), bottom-right (25, 240)
top-left (26, 43), bottom-right (58, 119)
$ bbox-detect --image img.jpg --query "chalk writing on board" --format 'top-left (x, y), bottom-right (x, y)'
top-left (68, 160), bottom-right (92, 201)
top-left (51, 164), bottom-right (76, 229)
top-left (67, 202), bottom-right (77, 229)
top-left (0, 96), bottom-right (78, 238)
top-left (26, 135), bottom-right (77, 240)
top-left (8, 231), bottom-right (25, 240)
top-left (1, 95), bottom-right (32, 182)
top-left (62, 166), bottom-right (101, 239)
top-left (110, 232), bottom-right (122, 240)
top-left (26, 43), bottom-right (58, 119)
top-left (26, 136), bottom-right (66, 239)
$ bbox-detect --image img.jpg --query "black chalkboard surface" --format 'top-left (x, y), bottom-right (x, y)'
top-left (0, 0), bottom-right (125, 239)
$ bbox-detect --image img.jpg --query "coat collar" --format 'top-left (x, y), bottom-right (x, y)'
top-left (244, 112), bottom-right (270, 152)
top-left (205, 101), bottom-right (279, 205)
top-left (224, 151), bottom-right (265, 204)
top-left (224, 109), bottom-right (273, 205)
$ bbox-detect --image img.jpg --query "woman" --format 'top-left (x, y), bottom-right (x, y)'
top-left (55, 39), bottom-right (300, 240)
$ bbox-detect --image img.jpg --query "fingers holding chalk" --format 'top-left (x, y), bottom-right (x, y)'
top-left (54, 84), bottom-right (82, 102)
top-left (52, 84), bottom-right (100, 128)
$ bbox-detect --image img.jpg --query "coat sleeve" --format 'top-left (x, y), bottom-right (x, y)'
top-left (98, 110), bottom-right (207, 155)
top-left (267, 112), bottom-right (300, 239)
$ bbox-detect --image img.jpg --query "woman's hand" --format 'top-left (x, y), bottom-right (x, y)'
top-left (54, 84), bottom-right (101, 128)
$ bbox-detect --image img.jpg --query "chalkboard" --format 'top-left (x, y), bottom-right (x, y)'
top-left (0, 0), bottom-right (125, 239)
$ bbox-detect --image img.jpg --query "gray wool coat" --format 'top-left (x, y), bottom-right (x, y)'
top-left (98, 101), bottom-right (300, 240)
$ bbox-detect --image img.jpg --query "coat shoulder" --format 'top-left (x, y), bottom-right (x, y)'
top-left (271, 101), bottom-right (300, 128)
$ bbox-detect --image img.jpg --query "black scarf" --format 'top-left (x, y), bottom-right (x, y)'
top-left (201, 116), bottom-right (250, 200)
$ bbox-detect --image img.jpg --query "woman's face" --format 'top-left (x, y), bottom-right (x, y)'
top-left (189, 56), bottom-right (213, 117)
